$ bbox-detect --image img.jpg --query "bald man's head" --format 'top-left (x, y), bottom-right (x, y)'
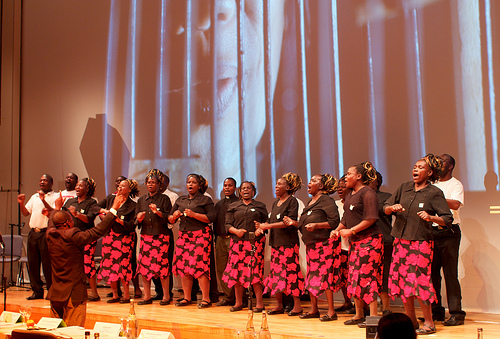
top-left (52, 210), bottom-right (72, 228)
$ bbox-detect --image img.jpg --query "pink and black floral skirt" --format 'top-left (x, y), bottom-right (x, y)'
top-left (83, 240), bottom-right (97, 278)
top-left (222, 237), bottom-right (265, 288)
top-left (305, 238), bottom-right (341, 297)
top-left (388, 238), bottom-right (436, 304)
top-left (98, 229), bottom-right (135, 284)
top-left (172, 228), bottom-right (211, 279)
top-left (263, 244), bottom-right (305, 297)
top-left (137, 234), bottom-right (170, 281)
top-left (347, 234), bottom-right (383, 304)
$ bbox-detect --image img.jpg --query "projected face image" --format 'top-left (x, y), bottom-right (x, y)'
top-left (175, 0), bottom-right (286, 191)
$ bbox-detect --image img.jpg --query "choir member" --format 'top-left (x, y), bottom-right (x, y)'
top-left (331, 162), bottom-right (382, 325)
top-left (135, 170), bottom-right (172, 305)
top-left (169, 174), bottom-right (216, 308)
top-left (290, 174), bottom-right (341, 321)
top-left (97, 179), bottom-right (139, 303)
top-left (384, 154), bottom-right (453, 335)
top-left (257, 173), bottom-right (304, 316)
top-left (222, 181), bottom-right (268, 312)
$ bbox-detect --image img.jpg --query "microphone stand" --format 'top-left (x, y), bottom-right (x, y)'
top-left (247, 232), bottom-right (256, 312)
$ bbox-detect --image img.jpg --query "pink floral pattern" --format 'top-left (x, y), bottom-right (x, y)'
top-left (222, 237), bottom-right (265, 288)
top-left (98, 229), bottom-right (135, 284)
top-left (388, 238), bottom-right (436, 303)
top-left (263, 244), bottom-right (305, 297)
top-left (83, 240), bottom-right (97, 278)
top-left (172, 228), bottom-right (211, 279)
top-left (347, 235), bottom-right (383, 304)
top-left (305, 238), bottom-right (341, 297)
top-left (137, 234), bottom-right (170, 280)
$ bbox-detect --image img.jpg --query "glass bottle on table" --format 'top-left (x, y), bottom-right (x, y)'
top-left (244, 310), bottom-right (257, 339)
top-left (127, 299), bottom-right (139, 339)
top-left (258, 311), bottom-right (271, 339)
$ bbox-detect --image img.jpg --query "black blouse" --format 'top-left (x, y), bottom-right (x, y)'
top-left (63, 197), bottom-right (97, 231)
top-left (214, 194), bottom-right (240, 237)
top-left (297, 194), bottom-right (340, 246)
top-left (268, 196), bottom-right (300, 248)
top-left (170, 191), bottom-right (216, 232)
top-left (136, 191), bottom-right (172, 236)
top-left (341, 186), bottom-right (380, 241)
top-left (383, 181), bottom-right (453, 241)
top-left (225, 199), bottom-right (268, 242)
top-left (96, 194), bottom-right (137, 235)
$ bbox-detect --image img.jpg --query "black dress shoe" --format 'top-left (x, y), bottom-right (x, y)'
top-left (27, 293), bottom-right (43, 300)
top-left (88, 295), bottom-right (101, 302)
top-left (198, 300), bottom-right (212, 309)
top-left (107, 291), bottom-right (123, 298)
top-left (267, 309), bottom-right (285, 315)
top-left (418, 315), bottom-right (445, 322)
top-left (159, 299), bottom-right (171, 306)
top-left (215, 299), bottom-right (232, 307)
top-left (344, 317), bottom-right (365, 325)
top-left (137, 299), bottom-right (152, 305)
top-left (345, 307), bottom-right (356, 314)
top-left (107, 297), bottom-right (120, 304)
top-left (334, 304), bottom-right (354, 312)
top-left (175, 298), bottom-right (192, 307)
top-left (152, 294), bottom-right (163, 301)
top-left (253, 307), bottom-right (265, 313)
top-left (320, 314), bottom-right (338, 322)
top-left (230, 305), bottom-right (244, 312)
top-left (299, 311), bottom-right (320, 319)
top-left (443, 316), bottom-right (464, 326)
top-left (119, 298), bottom-right (130, 304)
top-left (288, 310), bottom-right (303, 316)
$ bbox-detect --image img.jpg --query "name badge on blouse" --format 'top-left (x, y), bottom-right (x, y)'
top-left (120, 215), bottom-right (125, 220)
top-left (80, 209), bottom-right (85, 213)
top-left (419, 203), bottom-right (424, 208)
top-left (276, 213), bottom-right (281, 219)
top-left (251, 208), bottom-right (255, 212)
top-left (350, 205), bottom-right (354, 210)
top-left (307, 211), bottom-right (312, 215)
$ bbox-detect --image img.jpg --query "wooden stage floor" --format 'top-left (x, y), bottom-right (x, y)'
top-left (2, 287), bottom-right (500, 338)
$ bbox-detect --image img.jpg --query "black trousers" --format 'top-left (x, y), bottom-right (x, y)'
top-left (27, 229), bottom-right (52, 295)
top-left (431, 224), bottom-right (466, 319)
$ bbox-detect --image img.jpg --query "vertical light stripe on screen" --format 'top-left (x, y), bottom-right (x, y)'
top-left (331, 0), bottom-right (344, 175)
top-left (298, 0), bottom-right (311, 180)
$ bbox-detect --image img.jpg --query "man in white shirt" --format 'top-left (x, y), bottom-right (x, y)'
top-left (61, 172), bottom-right (78, 204)
top-left (432, 154), bottom-right (466, 326)
top-left (17, 174), bottom-right (61, 300)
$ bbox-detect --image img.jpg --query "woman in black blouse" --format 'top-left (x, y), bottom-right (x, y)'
top-left (168, 174), bottom-right (216, 309)
top-left (63, 178), bottom-right (99, 301)
top-left (222, 181), bottom-right (268, 312)
top-left (135, 170), bottom-right (172, 305)
top-left (256, 173), bottom-right (304, 316)
top-left (384, 154), bottom-right (453, 335)
top-left (288, 174), bottom-right (340, 322)
top-left (331, 162), bottom-right (382, 325)
top-left (97, 179), bottom-right (139, 303)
